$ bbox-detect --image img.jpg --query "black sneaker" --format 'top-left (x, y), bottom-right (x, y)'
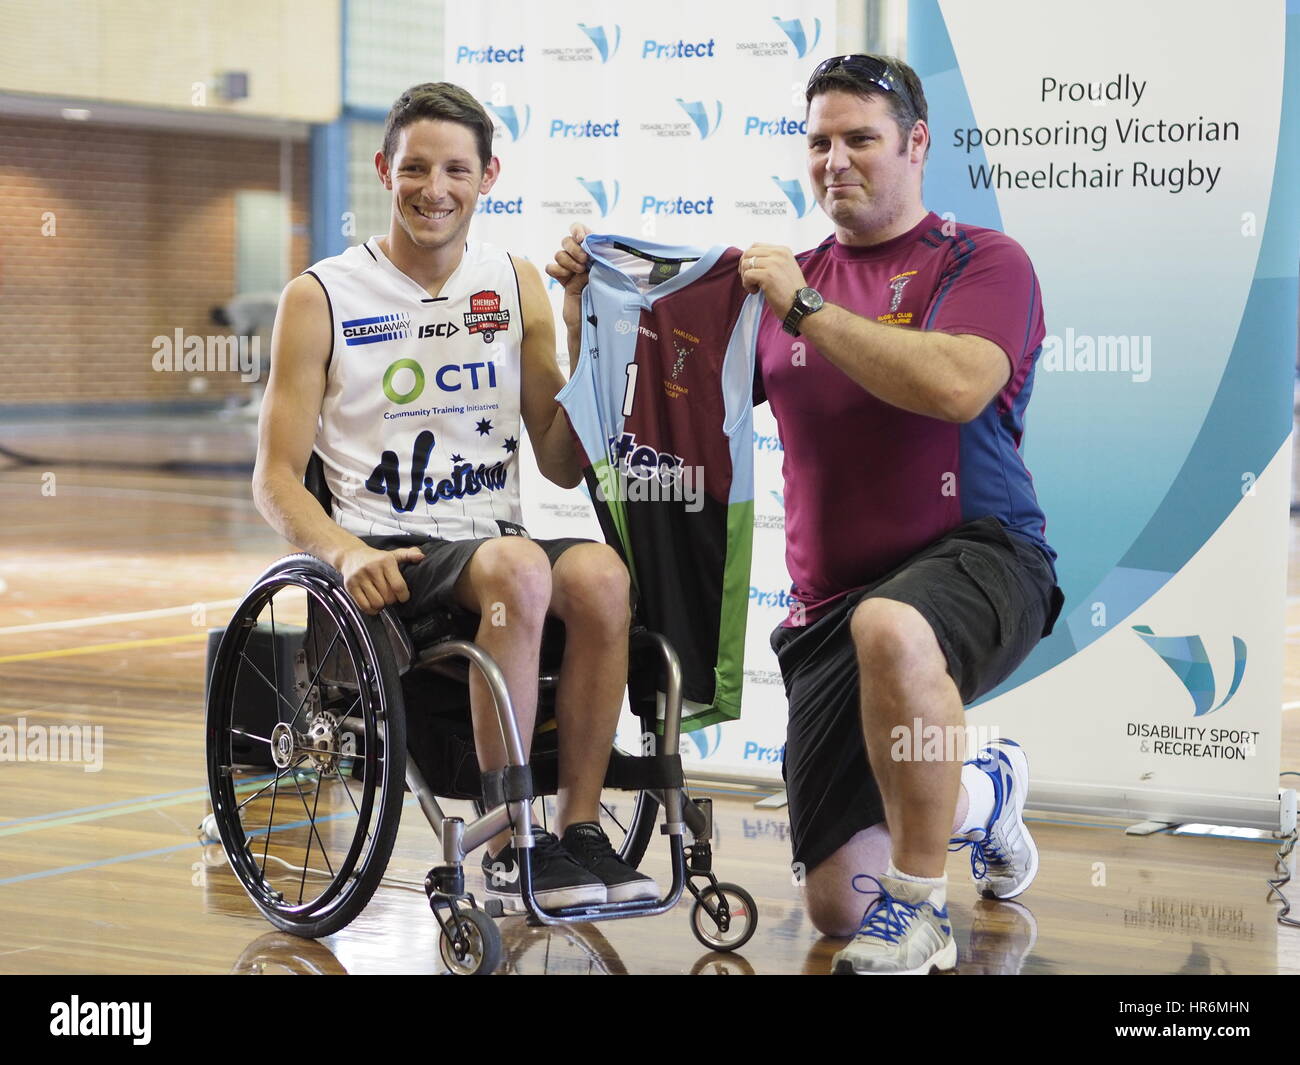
top-left (561, 822), bottom-right (660, 903)
top-left (481, 828), bottom-right (606, 911)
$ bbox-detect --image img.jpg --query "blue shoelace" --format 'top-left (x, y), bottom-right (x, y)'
top-left (949, 753), bottom-right (1010, 879)
top-left (850, 874), bottom-right (919, 943)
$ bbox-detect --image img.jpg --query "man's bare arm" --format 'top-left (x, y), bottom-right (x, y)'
top-left (739, 243), bottom-right (1011, 423)
top-left (251, 274), bottom-right (423, 612)
top-left (515, 255), bottom-right (583, 488)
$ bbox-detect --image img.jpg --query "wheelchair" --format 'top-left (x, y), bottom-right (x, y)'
top-left (203, 459), bottom-right (758, 974)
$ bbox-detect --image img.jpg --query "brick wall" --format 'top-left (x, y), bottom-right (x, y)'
top-left (0, 116), bottom-right (310, 406)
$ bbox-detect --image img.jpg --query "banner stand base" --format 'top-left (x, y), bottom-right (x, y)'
top-left (754, 791), bottom-right (788, 809)
top-left (1125, 819), bottom-right (1177, 836)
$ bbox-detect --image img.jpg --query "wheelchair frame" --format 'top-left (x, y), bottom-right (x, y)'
top-left (204, 467), bottom-right (758, 972)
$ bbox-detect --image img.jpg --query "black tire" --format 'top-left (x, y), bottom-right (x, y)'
top-left (439, 907), bottom-right (502, 975)
top-left (206, 554), bottom-right (407, 938)
top-left (689, 882), bottom-right (758, 952)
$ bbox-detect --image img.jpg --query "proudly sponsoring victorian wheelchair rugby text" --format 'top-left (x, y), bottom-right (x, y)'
top-left (594, 431), bottom-right (703, 512)
top-left (366, 430), bottom-right (509, 514)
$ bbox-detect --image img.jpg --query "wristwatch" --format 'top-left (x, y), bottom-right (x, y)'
top-left (781, 287), bottom-right (824, 336)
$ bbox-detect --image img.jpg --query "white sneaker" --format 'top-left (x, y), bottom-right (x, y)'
top-left (950, 738), bottom-right (1038, 899)
top-left (831, 874), bottom-right (958, 975)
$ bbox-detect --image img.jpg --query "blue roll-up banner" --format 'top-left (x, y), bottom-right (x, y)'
top-left (910, 0), bottom-right (1299, 829)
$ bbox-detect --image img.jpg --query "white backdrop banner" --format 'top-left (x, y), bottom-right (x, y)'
top-left (908, 0), bottom-right (1299, 828)
top-left (443, 1), bottom-right (838, 779)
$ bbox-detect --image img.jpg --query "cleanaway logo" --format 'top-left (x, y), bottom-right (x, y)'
top-left (577, 177), bottom-right (620, 216)
top-left (772, 15), bottom-right (821, 57)
top-left (1132, 625), bottom-right (1247, 716)
top-left (485, 102), bottom-right (530, 141)
top-left (50, 997), bottom-right (151, 1044)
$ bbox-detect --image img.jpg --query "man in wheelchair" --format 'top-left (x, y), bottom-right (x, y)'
top-left (250, 81), bottom-right (657, 913)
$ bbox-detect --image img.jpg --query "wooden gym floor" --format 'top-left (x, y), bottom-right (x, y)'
top-left (0, 413), bottom-right (1297, 975)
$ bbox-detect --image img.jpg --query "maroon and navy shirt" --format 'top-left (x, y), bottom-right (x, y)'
top-left (755, 211), bottom-right (1053, 625)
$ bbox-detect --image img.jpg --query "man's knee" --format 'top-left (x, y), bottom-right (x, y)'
top-left (849, 597), bottom-right (945, 680)
top-left (459, 537), bottom-right (552, 626)
top-left (804, 862), bottom-right (867, 938)
top-left (552, 544), bottom-right (631, 630)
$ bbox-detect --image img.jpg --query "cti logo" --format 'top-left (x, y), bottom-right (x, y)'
top-left (771, 176), bottom-right (816, 218)
top-left (484, 102), bottom-right (531, 141)
top-left (1131, 626), bottom-right (1248, 717)
top-left (676, 98), bottom-right (724, 139)
top-left (577, 22), bottom-right (621, 62)
top-left (771, 16), bottom-right (822, 58)
top-left (685, 725), bottom-right (723, 760)
top-left (577, 177), bottom-right (620, 217)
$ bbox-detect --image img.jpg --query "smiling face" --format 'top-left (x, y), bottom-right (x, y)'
top-left (807, 89), bottom-right (928, 246)
top-left (377, 118), bottom-right (499, 253)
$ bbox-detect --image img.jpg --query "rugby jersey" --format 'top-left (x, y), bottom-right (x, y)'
top-left (557, 236), bottom-right (763, 729)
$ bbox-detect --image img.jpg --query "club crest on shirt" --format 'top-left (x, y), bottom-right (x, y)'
top-left (878, 271), bottom-right (918, 326)
top-left (464, 290), bottom-right (511, 343)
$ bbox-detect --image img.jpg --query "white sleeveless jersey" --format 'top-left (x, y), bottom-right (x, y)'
top-left (308, 237), bottom-right (524, 540)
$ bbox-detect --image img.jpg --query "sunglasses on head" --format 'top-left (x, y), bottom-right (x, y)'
top-left (806, 54), bottom-right (910, 107)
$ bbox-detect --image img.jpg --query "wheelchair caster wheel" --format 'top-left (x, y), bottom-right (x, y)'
top-left (689, 882), bottom-right (757, 952)
top-left (439, 907), bottom-right (502, 975)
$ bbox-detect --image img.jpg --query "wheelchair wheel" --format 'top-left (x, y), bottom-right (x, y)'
top-left (439, 906), bottom-right (502, 975)
top-left (689, 882), bottom-right (758, 952)
top-left (206, 554), bottom-right (407, 939)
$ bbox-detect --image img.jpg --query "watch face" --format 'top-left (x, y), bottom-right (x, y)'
top-left (798, 287), bottom-right (824, 312)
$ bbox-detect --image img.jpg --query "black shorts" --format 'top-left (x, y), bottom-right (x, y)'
top-left (770, 516), bottom-right (1064, 873)
top-left (361, 527), bottom-right (593, 621)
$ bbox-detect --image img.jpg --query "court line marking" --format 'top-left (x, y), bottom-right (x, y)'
top-left (0, 632), bottom-right (209, 664)
top-left (0, 782), bottom-right (222, 826)
top-left (0, 482), bottom-right (258, 509)
top-left (0, 798), bottom-right (422, 887)
top-left (0, 599), bottom-right (242, 636)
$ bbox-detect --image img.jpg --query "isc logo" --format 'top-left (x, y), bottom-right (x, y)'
top-left (419, 322), bottom-right (461, 339)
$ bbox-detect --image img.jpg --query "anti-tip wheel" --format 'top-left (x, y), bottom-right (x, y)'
top-left (689, 881), bottom-right (758, 952)
top-left (439, 907), bottom-right (503, 975)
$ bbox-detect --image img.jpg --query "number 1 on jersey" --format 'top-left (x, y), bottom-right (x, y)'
top-left (622, 362), bottom-right (638, 417)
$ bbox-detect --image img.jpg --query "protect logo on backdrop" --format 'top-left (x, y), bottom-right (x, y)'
top-left (578, 22), bottom-right (621, 62)
top-left (676, 98), bottom-right (724, 139)
top-left (685, 724), bottom-right (722, 760)
top-left (772, 15), bottom-right (822, 57)
top-left (771, 176), bottom-right (816, 218)
top-left (577, 177), bottom-right (620, 217)
top-left (484, 102), bottom-right (531, 141)
top-left (1131, 625), bottom-right (1248, 716)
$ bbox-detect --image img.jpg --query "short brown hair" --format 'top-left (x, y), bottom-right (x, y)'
top-left (381, 82), bottom-right (494, 170)
top-left (806, 55), bottom-right (928, 155)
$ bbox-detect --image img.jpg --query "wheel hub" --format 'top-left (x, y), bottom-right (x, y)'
top-left (306, 711), bottom-right (341, 773)
top-left (270, 722), bottom-right (295, 769)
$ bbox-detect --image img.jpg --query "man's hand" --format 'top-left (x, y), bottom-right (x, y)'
top-left (739, 243), bottom-right (808, 320)
top-left (545, 222), bottom-right (593, 336)
top-left (337, 544), bottom-right (426, 615)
